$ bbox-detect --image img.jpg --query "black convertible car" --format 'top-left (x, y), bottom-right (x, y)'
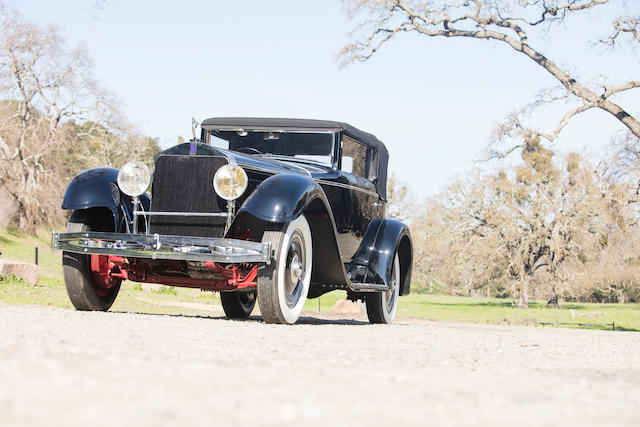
top-left (53, 118), bottom-right (413, 324)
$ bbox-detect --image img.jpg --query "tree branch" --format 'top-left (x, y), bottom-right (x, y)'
top-left (604, 81), bottom-right (640, 98)
top-left (341, 0), bottom-right (640, 139)
top-left (533, 103), bottom-right (594, 142)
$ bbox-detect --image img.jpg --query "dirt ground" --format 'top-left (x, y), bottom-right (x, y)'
top-left (0, 303), bottom-right (638, 427)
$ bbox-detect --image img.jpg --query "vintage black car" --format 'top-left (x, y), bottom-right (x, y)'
top-left (53, 118), bottom-right (413, 324)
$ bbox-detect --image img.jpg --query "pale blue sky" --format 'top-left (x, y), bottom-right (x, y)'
top-left (5, 0), bottom-right (639, 197)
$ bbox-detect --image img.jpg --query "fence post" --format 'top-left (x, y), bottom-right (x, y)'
top-left (612, 322), bottom-right (615, 332)
top-left (35, 247), bottom-right (38, 265)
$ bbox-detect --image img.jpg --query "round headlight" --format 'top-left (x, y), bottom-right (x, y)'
top-left (117, 161), bottom-right (151, 197)
top-left (213, 164), bottom-right (248, 201)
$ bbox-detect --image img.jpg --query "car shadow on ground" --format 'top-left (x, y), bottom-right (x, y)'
top-left (110, 310), bottom-right (370, 325)
top-left (296, 315), bottom-right (369, 325)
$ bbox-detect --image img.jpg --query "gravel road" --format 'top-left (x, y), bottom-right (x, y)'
top-left (1, 303), bottom-right (638, 427)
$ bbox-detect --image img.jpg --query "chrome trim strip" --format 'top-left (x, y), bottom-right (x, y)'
top-left (52, 232), bottom-right (271, 264)
top-left (315, 180), bottom-right (380, 198)
top-left (232, 165), bottom-right (380, 198)
top-left (237, 163), bottom-right (283, 176)
top-left (276, 161), bottom-right (312, 177)
top-left (239, 161), bottom-right (312, 178)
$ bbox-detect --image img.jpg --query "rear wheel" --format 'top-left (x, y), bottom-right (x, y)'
top-left (220, 292), bottom-right (256, 319)
top-left (365, 254), bottom-right (400, 324)
top-left (257, 216), bottom-right (312, 324)
top-left (62, 210), bottom-right (122, 311)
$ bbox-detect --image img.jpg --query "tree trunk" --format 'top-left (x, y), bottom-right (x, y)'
top-left (518, 280), bottom-right (529, 308)
top-left (547, 285), bottom-right (560, 309)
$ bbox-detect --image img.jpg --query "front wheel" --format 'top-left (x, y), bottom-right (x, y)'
top-left (365, 254), bottom-right (400, 324)
top-left (62, 210), bottom-right (122, 311)
top-left (257, 216), bottom-right (312, 324)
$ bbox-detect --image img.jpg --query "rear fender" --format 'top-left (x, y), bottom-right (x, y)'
top-left (350, 219), bottom-right (413, 295)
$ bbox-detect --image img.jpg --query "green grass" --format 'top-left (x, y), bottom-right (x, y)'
top-left (304, 291), bottom-right (345, 313)
top-left (0, 275), bottom-right (72, 308)
top-left (1, 228), bottom-right (638, 330)
top-left (395, 294), bottom-right (639, 331)
top-left (0, 228), bottom-right (63, 280)
top-left (304, 291), bottom-right (639, 331)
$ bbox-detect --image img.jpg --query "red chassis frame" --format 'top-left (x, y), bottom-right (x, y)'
top-left (89, 254), bottom-right (259, 291)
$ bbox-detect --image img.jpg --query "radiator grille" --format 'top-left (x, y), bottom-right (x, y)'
top-left (149, 155), bottom-right (228, 238)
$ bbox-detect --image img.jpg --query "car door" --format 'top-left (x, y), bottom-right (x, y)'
top-left (319, 134), bottom-right (384, 263)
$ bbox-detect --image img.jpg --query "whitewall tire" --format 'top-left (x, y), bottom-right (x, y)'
top-left (257, 215), bottom-right (312, 324)
top-left (365, 254), bottom-right (400, 324)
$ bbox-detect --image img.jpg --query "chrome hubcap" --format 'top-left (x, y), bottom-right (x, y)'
top-left (284, 232), bottom-right (306, 308)
top-left (289, 253), bottom-right (303, 284)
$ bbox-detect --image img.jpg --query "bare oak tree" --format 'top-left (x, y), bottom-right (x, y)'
top-left (0, 5), bottom-right (155, 231)
top-left (0, 6), bottom-right (99, 230)
top-left (340, 0), bottom-right (640, 145)
top-left (412, 147), bottom-right (640, 305)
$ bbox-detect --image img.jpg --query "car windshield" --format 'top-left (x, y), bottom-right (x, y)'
top-left (206, 130), bottom-right (334, 166)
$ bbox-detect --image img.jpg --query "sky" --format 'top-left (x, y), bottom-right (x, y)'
top-left (4, 0), bottom-right (639, 198)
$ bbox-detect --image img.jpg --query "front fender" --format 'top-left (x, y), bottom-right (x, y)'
top-left (236, 174), bottom-right (327, 223)
top-left (350, 219), bottom-right (413, 295)
top-left (62, 167), bottom-right (150, 232)
top-left (229, 174), bottom-right (349, 288)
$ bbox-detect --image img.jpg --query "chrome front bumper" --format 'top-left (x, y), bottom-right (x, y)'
top-left (52, 231), bottom-right (271, 264)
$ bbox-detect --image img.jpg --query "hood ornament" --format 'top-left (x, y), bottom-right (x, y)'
top-left (191, 117), bottom-right (200, 140)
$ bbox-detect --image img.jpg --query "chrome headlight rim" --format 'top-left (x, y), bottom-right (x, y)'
top-left (213, 164), bottom-right (248, 201)
top-left (117, 161), bottom-right (151, 197)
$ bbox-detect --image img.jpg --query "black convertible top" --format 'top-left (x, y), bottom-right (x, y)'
top-left (201, 117), bottom-right (389, 199)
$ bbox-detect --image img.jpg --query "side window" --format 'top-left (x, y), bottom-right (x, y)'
top-left (342, 136), bottom-right (377, 181)
top-left (367, 149), bottom-right (378, 181)
top-left (342, 136), bottom-right (367, 177)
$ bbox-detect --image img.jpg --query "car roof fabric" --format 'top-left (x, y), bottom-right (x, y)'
top-left (201, 117), bottom-right (389, 199)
